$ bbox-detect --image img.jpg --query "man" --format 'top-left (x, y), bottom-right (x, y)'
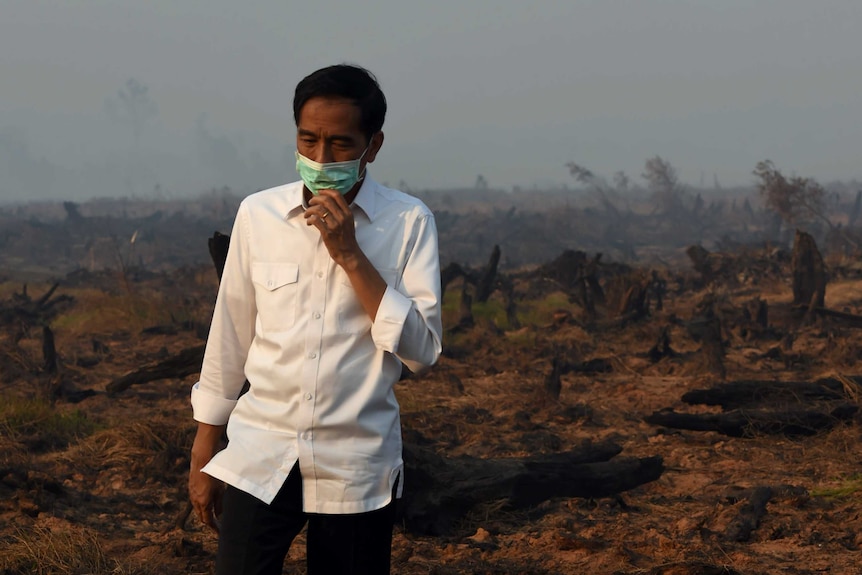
top-left (188, 64), bottom-right (442, 575)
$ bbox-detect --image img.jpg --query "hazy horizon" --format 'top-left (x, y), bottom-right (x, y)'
top-left (2, 1), bottom-right (861, 203)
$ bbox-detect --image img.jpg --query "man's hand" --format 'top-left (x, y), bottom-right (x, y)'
top-left (304, 189), bottom-right (362, 269)
top-left (189, 422), bottom-right (226, 533)
top-left (304, 189), bottom-right (388, 321)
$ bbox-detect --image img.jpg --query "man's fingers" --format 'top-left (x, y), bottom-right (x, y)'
top-left (194, 502), bottom-right (220, 533)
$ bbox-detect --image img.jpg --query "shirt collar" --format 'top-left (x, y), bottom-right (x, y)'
top-left (285, 172), bottom-right (379, 222)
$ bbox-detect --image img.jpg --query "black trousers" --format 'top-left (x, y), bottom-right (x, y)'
top-left (215, 464), bottom-right (397, 575)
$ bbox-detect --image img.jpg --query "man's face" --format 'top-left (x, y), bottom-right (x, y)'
top-left (296, 96), bottom-right (382, 169)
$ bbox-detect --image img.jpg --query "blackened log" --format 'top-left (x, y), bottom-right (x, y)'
top-left (400, 440), bottom-right (663, 535)
top-left (645, 404), bottom-right (858, 437)
top-left (106, 345), bottom-right (205, 396)
top-left (806, 306), bottom-right (862, 328)
top-left (681, 378), bottom-right (852, 410)
top-left (562, 358), bottom-right (613, 374)
top-left (639, 563), bottom-right (743, 575)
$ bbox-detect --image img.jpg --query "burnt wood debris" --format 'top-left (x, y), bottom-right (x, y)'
top-left (9, 221), bottom-right (862, 543)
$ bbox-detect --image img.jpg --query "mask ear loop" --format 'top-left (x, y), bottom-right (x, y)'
top-left (355, 142), bottom-right (374, 181)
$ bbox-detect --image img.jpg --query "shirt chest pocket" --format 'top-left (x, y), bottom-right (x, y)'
top-left (337, 268), bottom-right (400, 334)
top-left (252, 262), bottom-right (299, 333)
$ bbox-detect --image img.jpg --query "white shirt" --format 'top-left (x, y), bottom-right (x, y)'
top-left (191, 175), bottom-right (442, 514)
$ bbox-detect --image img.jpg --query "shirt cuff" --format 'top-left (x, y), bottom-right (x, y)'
top-left (371, 285), bottom-right (412, 353)
top-left (191, 381), bottom-right (238, 425)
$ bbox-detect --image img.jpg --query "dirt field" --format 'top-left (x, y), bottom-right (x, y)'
top-left (1, 258), bottom-right (861, 575)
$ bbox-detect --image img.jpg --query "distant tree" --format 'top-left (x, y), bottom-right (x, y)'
top-left (565, 162), bottom-right (595, 185)
top-left (753, 160), bottom-right (830, 230)
top-left (106, 78), bottom-right (158, 150)
top-left (613, 171), bottom-right (629, 192)
top-left (642, 156), bottom-right (683, 214)
top-left (105, 78), bottom-right (158, 195)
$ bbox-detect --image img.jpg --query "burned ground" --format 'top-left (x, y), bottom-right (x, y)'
top-left (1, 191), bottom-right (862, 574)
top-left (0, 187), bottom-right (862, 575)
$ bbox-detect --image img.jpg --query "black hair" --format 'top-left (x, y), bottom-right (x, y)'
top-left (293, 64), bottom-right (387, 142)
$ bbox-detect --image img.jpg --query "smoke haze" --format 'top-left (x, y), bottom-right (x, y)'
top-left (1, 0), bottom-right (861, 202)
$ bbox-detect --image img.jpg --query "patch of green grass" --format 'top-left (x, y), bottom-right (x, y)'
top-left (515, 291), bottom-right (572, 326)
top-left (442, 287), bottom-right (575, 331)
top-left (811, 474), bottom-right (862, 499)
top-left (472, 300), bottom-right (509, 327)
top-left (0, 395), bottom-right (98, 451)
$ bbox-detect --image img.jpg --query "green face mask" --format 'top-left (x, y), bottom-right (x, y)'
top-left (295, 149), bottom-right (368, 195)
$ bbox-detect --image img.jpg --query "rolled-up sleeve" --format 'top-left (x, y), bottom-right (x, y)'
top-left (371, 212), bottom-right (442, 373)
top-left (191, 202), bottom-right (256, 425)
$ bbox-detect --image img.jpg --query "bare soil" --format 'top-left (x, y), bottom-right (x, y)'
top-left (1, 265), bottom-right (861, 575)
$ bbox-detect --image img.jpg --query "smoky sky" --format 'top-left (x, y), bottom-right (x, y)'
top-left (1, 0), bottom-right (861, 203)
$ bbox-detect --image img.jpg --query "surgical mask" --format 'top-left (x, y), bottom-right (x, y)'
top-left (295, 148), bottom-right (368, 195)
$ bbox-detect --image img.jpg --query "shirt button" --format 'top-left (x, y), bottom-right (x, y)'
top-left (305, 393), bottom-right (313, 401)
top-left (309, 352), bottom-right (317, 359)
top-left (313, 312), bottom-right (321, 319)
top-left (300, 432), bottom-right (309, 440)
top-left (267, 280), bottom-right (273, 287)
top-left (316, 271), bottom-right (324, 279)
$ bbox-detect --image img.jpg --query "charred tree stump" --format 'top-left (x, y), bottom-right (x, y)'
top-left (850, 190), bottom-right (862, 228)
top-left (500, 278), bottom-right (520, 329)
top-left (741, 297), bottom-right (769, 339)
top-left (648, 326), bottom-right (676, 363)
top-left (618, 281), bottom-right (649, 319)
top-left (400, 439), bottom-right (663, 535)
top-left (474, 245), bottom-right (500, 303)
top-left (791, 230), bottom-right (826, 309)
top-left (723, 486), bottom-right (773, 542)
top-left (451, 282), bottom-right (474, 332)
top-left (688, 297), bottom-right (725, 379)
top-left (440, 262), bottom-right (467, 298)
top-left (583, 253), bottom-right (605, 307)
top-left (41, 326), bottom-right (58, 374)
top-left (544, 357), bottom-right (562, 401)
top-left (207, 232), bottom-right (231, 281)
top-left (650, 270), bottom-right (666, 311)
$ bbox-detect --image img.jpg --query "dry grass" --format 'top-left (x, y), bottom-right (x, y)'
top-left (0, 524), bottom-right (155, 575)
top-left (62, 419), bottom-right (193, 481)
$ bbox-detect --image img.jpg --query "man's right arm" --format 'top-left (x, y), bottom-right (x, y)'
top-left (189, 201), bottom-right (256, 530)
top-left (189, 422), bottom-right (226, 533)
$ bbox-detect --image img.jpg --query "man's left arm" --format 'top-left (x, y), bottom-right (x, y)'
top-left (368, 212), bottom-right (442, 373)
top-left (307, 190), bottom-right (442, 371)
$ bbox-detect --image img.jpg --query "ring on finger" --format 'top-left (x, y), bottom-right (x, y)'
top-left (321, 211), bottom-right (329, 220)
